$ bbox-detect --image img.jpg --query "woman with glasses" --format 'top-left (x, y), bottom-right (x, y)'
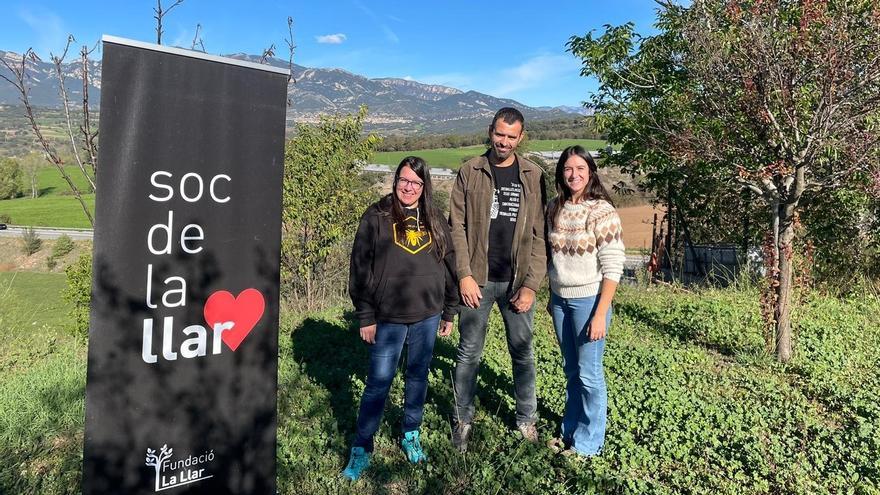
top-left (342, 156), bottom-right (459, 481)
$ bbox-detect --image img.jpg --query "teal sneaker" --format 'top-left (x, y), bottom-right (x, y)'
top-left (401, 430), bottom-right (427, 464)
top-left (341, 447), bottom-right (371, 481)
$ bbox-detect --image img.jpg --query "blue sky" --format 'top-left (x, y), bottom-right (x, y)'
top-left (0, 0), bottom-right (659, 107)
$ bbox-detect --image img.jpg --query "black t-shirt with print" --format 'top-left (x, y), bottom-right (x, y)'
top-left (487, 160), bottom-right (521, 282)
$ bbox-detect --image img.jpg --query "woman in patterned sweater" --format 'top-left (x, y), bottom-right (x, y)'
top-left (545, 145), bottom-right (626, 457)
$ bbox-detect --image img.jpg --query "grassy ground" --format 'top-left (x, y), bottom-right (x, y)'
top-left (0, 195), bottom-right (95, 228)
top-left (371, 139), bottom-right (608, 169)
top-left (0, 165), bottom-right (95, 228)
top-left (31, 165), bottom-right (95, 196)
top-left (2, 271), bottom-right (878, 494)
top-left (0, 272), bottom-right (84, 493)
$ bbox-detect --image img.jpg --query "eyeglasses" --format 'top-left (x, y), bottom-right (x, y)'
top-left (397, 177), bottom-right (424, 190)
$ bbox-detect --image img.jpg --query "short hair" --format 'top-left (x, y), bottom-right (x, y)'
top-left (490, 107), bottom-right (525, 131)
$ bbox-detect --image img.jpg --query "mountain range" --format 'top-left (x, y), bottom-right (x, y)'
top-left (0, 49), bottom-right (583, 134)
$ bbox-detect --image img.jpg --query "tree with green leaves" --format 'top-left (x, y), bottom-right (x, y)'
top-left (0, 157), bottom-right (24, 199)
top-left (569, 0), bottom-right (880, 361)
top-left (281, 106), bottom-right (382, 308)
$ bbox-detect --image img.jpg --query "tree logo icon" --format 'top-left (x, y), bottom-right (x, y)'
top-left (145, 444), bottom-right (173, 492)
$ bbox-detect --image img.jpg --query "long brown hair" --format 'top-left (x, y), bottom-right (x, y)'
top-left (547, 145), bottom-right (613, 230)
top-left (380, 156), bottom-right (448, 261)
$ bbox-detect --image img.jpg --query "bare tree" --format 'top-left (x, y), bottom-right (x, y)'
top-left (50, 35), bottom-right (96, 192)
top-left (259, 44), bottom-right (276, 65)
top-left (20, 152), bottom-right (43, 199)
top-left (80, 41), bottom-right (99, 179)
top-left (0, 50), bottom-right (94, 227)
top-left (153, 0), bottom-right (185, 45)
top-left (284, 16), bottom-right (297, 85)
top-left (190, 23), bottom-right (206, 52)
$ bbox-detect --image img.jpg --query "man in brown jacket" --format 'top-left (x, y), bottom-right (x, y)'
top-left (449, 107), bottom-right (547, 452)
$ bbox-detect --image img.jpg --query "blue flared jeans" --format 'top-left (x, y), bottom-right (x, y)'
top-left (353, 314), bottom-right (441, 452)
top-left (550, 292), bottom-right (612, 455)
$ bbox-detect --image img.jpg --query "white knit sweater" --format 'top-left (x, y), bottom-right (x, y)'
top-left (547, 199), bottom-right (626, 298)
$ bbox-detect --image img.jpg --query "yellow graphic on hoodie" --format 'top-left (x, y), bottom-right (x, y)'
top-left (393, 216), bottom-right (432, 254)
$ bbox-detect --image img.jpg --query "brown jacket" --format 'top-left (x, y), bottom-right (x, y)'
top-left (449, 152), bottom-right (547, 292)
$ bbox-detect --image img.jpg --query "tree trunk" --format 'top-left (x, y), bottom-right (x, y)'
top-left (775, 217), bottom-right (795, 362)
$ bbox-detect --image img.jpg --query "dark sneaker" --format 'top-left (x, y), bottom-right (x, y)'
top-left (401, 430), bottom-right (427, 463)
top-left (341, 446), bottom-right (371, 481)
top-left (451, 422), bottom-right (472, 452)
top-left (518, 423), bottom-right (539, 444)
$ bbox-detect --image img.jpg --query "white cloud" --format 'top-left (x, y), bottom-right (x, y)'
top-left (490, 54), bottom-right (580, 97)
top-left (18, 7), bottom-right (66, 59)
top-left (316, 33), bottom-right (347, 44)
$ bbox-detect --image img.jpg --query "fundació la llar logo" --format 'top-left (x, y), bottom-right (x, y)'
top-left (145, 444), bottom-right (215, 492)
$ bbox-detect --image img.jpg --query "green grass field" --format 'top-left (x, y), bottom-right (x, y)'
top-left (0, 165), bottom-right (95, 228)
top-left (0, 194), bottom-right (95, 228)
top-left (33, 165), bottom-right (95, 196)
top-left (2, 270), bottom-right (879, 494)
top-left (0, 141), bottom-right (611, 228)
top-left (372, 139), bottom-right (609, 169)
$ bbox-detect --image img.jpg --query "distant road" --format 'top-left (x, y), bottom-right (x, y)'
top-left (0, 226), bottom-right (94, 241)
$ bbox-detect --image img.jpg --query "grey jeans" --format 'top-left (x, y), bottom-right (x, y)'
top-left (453, 280), bottom-right (538, 426)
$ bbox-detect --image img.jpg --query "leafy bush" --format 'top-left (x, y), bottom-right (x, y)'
top-left (52, 234), bottom-right (75, 258)
top-left (0, 157), bottom-right (23, 199)
top-left (20, 226), bottom-right (42, 255)
top-left (0, 213), bottom-right (11, 224)
top-left (62, 253), bottom-right (92, 340)
top-left (281, 106), bottom-right (381, 309)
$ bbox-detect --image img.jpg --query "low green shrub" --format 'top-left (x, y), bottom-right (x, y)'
top-left (62, 253), bottom-right (92, 340)
top-left (21, 226), bottom-right (42, 255)
top-left (52, 234), bottom-right (75, 258)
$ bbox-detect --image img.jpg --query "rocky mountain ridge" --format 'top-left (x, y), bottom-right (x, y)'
top-left (1, 49), bottom-right (579, 134)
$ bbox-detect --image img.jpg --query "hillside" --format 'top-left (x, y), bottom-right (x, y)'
top-left (0, 49), bottom-right (577, 137)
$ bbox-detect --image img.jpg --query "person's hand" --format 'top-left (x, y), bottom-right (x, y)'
top-left (360, 324), bottom-right (377, 344)
top-left (589, 313), bottom-right (607, 341)
top-left (460, 276), bottom-right (482, 308)
top-left (509, 287), bottom-right (536, 313)
top-left (438, 320), bottom-right (454, 337)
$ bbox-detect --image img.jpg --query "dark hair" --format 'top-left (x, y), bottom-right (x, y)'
top-left (547, 145), bottom-right (614, 230)
top-left (490, 107), bottom-right (525, 132)
top-left (381, 156), bottom-right (448, 261)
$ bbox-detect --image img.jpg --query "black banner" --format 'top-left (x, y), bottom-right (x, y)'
top-left (83, 36), bottom-right (288, 494)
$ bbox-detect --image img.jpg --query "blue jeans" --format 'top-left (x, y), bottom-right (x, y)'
top-left (453, 280), bottom-right (538, 426)
top-left (550, 292), bottom-right (612, 455)
top-left (353, 314), bottom-right (441, 452)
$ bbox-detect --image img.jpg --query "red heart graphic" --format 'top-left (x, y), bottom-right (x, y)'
top-left (203, 289), bottom-right (265, 351)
